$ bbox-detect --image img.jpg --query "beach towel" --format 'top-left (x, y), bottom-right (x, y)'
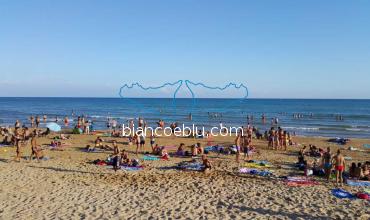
top-left (363, 144), bottom-right (370, 149)
top-left (84, 148), bottom-right (105, 153)
top-left (239, 168), bottom-right (273, 177)
top-left (365, 188), bottom-right (370, 194)
top-left (346, 179), bottom-right (370, 187)
top-left (331, 189), bottom-right (355, 199)
top-left (163, 145), bottom-right (177, 150)
top-left (243, 161), bottom-right (272, 169)
top-left (344, 156), bottom-right (352, 160)
top-left (177, 162), bottom-right (204, 171)
top-left (121, 166), bottom-right (144, 171)
top-left (0, 144), bottom-right (11, 147)
top-left (142, 155), bottom-right (160, 161)
top-left (285, 176), bottom-right (319, 186)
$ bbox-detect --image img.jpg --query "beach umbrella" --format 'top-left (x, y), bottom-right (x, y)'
top-left (46, 122), bottom-right (61, 132)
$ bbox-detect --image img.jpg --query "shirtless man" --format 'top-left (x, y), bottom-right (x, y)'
top-left (36, 116), bottom-right (41, 128)
top-left (332, 150), bottom-right (346, 186)
top-left (112, 140), bottom-right (120, 171)
top-left (30, 130), bottom-right (43, 161)
top-left (14, 127), bottom-right (23, 162)
top-left (322, 147), bottom-right (332, 182)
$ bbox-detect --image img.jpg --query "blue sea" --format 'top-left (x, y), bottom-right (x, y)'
top-left (0, 97), bottom-right (369, 138)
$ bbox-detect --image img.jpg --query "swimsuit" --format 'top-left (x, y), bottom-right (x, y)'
top-left (335, 165), bottom-right (344, 172)
top-left (324, 163), bottom-right (332, 169)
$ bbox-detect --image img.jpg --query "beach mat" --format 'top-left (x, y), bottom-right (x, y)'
top-left (142, 155), bottom-right (160, 161)
top-left (121, 166), bottom-right (144, 171)
top-left (346, 180), bottom-right (370, 187)
top-left (239, 168), bottom-right (273, 177)
top-left (243, 161), bottom-right (272, 169)
top-left (177, 162), bottom-right (204, 171)
top-left (285, 176), bottom-right (319, 187)
top-left (331, 189), bottom-right (355, 199)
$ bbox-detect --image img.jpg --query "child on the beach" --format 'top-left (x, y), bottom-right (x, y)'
top-left (202, 155), bottom-right (212, 173)
top-left (150, 134), bottom-right (155, 152)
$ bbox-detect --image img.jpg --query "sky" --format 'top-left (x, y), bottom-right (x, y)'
top-left (0, 0), bottom-right (369, 98)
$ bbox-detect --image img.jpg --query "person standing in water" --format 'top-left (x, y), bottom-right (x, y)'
top-left (36, 116), bottom-right (40, 128)
top-left (332, 150), bottom-right (346, 186)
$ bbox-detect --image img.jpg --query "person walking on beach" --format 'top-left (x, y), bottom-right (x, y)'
top-left (112, 140), bottom-right (120, 172)
top-left (30, 130), bottom-right (43, 161)
top-left (332, 150), bottom-right (346, 186)
top-left (43, 115), bottom-right (47, 123)
top-left (30, 116), bottom-right (35, 128)
top-left (235, 133), bottom-right (242, 163)
top-left (14, 127), bottom-right (23, 162)
top-left (15, 120), bottom-right (21, 129)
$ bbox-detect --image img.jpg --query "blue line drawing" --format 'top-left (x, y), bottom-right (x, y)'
top-left (184, 80), bottom-right (249, 112)
top-left (118, 80), bottom-right (249, 115)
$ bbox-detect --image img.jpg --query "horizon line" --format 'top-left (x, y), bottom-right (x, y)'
top-left (0, 96), bottom-right (369, 100)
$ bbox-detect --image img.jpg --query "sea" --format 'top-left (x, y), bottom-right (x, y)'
top-left (0, 97), bottom-right (369, 138)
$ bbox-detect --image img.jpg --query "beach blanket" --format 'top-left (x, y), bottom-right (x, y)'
top-left (346, 180), bottom-right (370, 187)
top-left (163, 145), bottom-right (177, 150)
top-left (243, 161), bottom-right (272, 169)
top-left (363, 144), bottom-right (370, 149)
top-left (364, 188), bottom-right (370, 194)
top-left (0, 144), bottom-right (11, 147)
top-left (121, 166), bottom-right (144, 171)
top-left (331, 189), bottom-right (355, 199)
top-left (239, 168), bottom-right (273, 177)
top-left (285, 176), bottom-right (319, 187)
top-left (142, 155), bottom-right (160, 161)
top-left (84, 148), bottom-right (105, 153)
top-left (177, 161), bottom-right (204, 171)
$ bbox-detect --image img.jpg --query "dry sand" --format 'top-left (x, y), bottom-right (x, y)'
top-left (0, 133), bottom-right (369, 219)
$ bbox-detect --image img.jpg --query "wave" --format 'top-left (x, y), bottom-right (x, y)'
top-left (282, 126), bottom-right (319, 131)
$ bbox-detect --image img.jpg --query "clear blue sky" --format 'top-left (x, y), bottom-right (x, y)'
top-left (0, 0), bottom-right (369, 98)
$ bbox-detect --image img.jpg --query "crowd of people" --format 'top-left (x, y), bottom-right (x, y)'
top-left (1, 114), bottom-right (369, 180)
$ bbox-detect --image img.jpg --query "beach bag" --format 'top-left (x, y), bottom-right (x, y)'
top-left (357, 193), bottom-right (369, 200)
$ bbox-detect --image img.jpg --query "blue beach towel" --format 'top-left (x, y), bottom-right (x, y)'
top-left (142, 155), bottom-right (160, 161)
top-left (177, 162), bottom-right (204, 171)
top-left (331, 189), bottom-right (355, 199)
top-left (363, 144), bottom-right (370, 149)
top-left (121, 166), bottom-right (144, 171)
top-left (346, 180), bottom-right (370, 187)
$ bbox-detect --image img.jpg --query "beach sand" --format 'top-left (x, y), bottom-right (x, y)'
top-left (0, 134), bottom-right (369, 219)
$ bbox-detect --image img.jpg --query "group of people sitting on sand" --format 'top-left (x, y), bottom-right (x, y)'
top-left (349, 162), bottom-right (370, 181)
top-left (297, 145), bottom-right (369, 186)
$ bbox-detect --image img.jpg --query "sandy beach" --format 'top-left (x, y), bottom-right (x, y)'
top-left (0, 133), bottom-right (369, 220)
